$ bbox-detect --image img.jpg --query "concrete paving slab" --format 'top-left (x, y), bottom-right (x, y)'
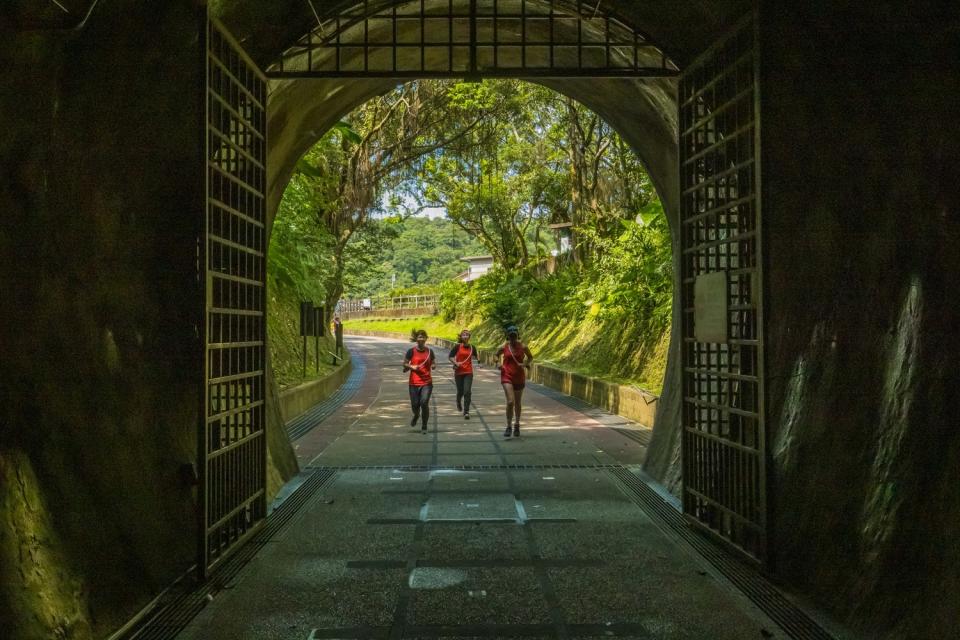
top-left (408, 568), bottom-right (552, 626)
top-left (531, 520), bottom-right (674, 561)
top-left (550, 563), bottom-right (768, 638)
top-left (426, 471), bottom-right (513, 493)
top-left (419, 523), bottom-right (529, 561)
top-left (424, 493), bottom-right (520, 521)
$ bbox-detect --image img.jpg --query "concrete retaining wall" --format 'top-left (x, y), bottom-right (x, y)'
top-left (278, 359), bottom-right (353, 424)
top-left (346, 329), bottom-right (658, 427)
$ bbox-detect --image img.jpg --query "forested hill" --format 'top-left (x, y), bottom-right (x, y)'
top-left (355, 216), bottom-right (485, 296)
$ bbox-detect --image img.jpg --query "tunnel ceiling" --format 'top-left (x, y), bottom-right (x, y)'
top-left (211, 0), bottom-right (750, 233)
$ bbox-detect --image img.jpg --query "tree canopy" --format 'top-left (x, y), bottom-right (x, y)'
top-left (269, 79), bottom-right (672, 387)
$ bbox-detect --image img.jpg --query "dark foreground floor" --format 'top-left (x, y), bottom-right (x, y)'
top-left (177, 336), bottom-right (785, 639)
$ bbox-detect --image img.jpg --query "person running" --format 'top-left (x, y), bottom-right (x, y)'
top-left (403, 329), bottom-right (436, 433)
top-left (496, 325), bottom-right (533, 438)
top-left (448, 329), bottom-right (480, 420)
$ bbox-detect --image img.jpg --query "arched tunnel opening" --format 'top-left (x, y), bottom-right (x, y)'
top-left (1, 2), bottom-right (959, 639)
top-left (267, 75), bottom-right (675, 441)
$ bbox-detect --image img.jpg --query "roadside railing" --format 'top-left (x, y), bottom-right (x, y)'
top-left (339, 294), bottom-right (439, 319)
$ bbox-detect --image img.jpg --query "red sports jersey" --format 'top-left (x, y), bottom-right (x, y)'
top-left (500, 342), bottom-right (527, 385)
top-left (452, 343), bottom-right (475, 376)
top-left (407, 347), bottom-right (434, 386)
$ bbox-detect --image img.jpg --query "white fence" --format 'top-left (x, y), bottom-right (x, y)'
top-left (339, 294), bottom-right (439, 319)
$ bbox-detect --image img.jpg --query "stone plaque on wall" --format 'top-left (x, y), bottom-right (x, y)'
top-left (694, 271), bottom-right (728, 343)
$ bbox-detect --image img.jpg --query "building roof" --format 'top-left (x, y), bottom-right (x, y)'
top-left (460, 255), bottom-right (494, 262)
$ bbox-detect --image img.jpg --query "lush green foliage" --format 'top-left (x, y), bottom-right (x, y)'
top-left (271, 79), bottom-right (673, 392)
top-left (355, 217), bottom-right (485, 295)
top-left (427, 197), bottom-right (672, 391)
top-left (408, 82), bottom-right (658, 269)
top-left (573, 202), bottom-right (672, 330)
top-left (343, 316), bottom-right (466, 340)
top-left (267, 278), bottom-right (343, 389)
top-left (438, 200), bottom-right (670, 330)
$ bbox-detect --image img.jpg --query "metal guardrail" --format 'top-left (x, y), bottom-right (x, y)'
top-left (339, 294), bottom-right (439, 319)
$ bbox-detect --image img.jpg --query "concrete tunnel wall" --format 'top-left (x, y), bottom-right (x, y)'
top-left (0, 3), bottom-right (300, 638)
top-left (0, 5), bottom-right (206, 638)
top-left (757, 3), bottom-right (960, 638)
top-left (1, 1), bottom-right (958, 638)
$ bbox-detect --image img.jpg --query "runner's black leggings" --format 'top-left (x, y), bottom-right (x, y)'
top-left (455, 374), bottom-right (473, 412)
top-left (409, 384), bottom-right (433, 426)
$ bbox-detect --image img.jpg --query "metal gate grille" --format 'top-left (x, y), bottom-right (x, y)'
top-left (271, 0), bottom-right (677, 79)
top-left (678, 13), bottom-right (766, 562)
top-left (200, 17), bottom-right (268, 575)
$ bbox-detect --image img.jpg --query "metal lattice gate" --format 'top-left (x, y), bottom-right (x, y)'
top-left (678, 13), bottom-right (767, 563)
top-left (270, 0), bottom-right (678, 79)
top-left (200, 17), bottom-right (268, 575)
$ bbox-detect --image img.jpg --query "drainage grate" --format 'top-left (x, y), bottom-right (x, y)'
top-left (119, 468), bottom-right (337, 640)
top-left (609, 467), bottom-right (835, 640)
top-left (286, 351), bottom-right (366, 441)
top-left (301, 621), bottom-right (723, 638)
top-left (526, 381), bottom-right (606, 414)
top-left (308, 463), bottom-right (620, 471)
top-left (611, 427), bottom-right (652, 447)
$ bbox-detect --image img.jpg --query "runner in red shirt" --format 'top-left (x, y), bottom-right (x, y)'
top-left (495, 325), bottom-right (533, 438)
top-left (448, 329), bottom-right (480, 420)
top-left (403, 329), bottom-right (436, 433)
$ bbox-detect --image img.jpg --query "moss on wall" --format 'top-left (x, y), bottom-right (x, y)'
top-left (0, 450), bottom-right (93, 640)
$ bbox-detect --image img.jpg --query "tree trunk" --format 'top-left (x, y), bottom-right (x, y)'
top-left (326, 240), bottom-right (347, 316)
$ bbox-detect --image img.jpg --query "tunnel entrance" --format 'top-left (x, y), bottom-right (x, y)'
top-left (201, 1), bottom-right (765, 572)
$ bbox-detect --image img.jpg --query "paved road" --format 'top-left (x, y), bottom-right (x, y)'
top-left (179, 336), bottom-right (781, 639)
top-left (292, 336), bottom-right (650, 469)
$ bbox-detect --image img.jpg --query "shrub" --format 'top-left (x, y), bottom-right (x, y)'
top-left (438, 279), bottom-right (468, 322)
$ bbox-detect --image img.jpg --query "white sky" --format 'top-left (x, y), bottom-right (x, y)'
top-left (381, 191), bottom-right (447, 219)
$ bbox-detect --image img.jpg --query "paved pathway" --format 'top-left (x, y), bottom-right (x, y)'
top-left (179, 336), bottom-right (782, 639)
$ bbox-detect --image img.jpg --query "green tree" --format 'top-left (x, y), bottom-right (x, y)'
top-left (281, 81), bottom-right (497, 310)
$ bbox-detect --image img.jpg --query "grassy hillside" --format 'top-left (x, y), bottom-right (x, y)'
top-left (268, 283), bottom-right (345, 389)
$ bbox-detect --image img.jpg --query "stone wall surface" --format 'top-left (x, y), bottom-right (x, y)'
top-left (0, 5), bottom-right (207, 638)
top-left (759, 3), bottom-right (960, 638)
top-left (0, 3), bottom-right (296, 638)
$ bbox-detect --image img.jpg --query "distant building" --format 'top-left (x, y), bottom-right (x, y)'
top-left (458, 255), bottom-right (494, 282)
top-left (548, 221), bottom-right (574, 254)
